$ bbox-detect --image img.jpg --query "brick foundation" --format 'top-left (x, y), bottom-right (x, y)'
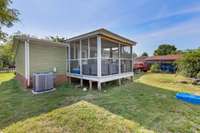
top-left (15, 73), bottom-right (27, 88)
top-left (54, 74), bottom-right (68, 86)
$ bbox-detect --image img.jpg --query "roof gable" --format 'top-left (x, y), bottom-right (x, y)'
top-left (66, 28), bottom-right (136, 45)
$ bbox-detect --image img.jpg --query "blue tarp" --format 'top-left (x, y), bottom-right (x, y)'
top-left (71, 68), bottom-right (80, 74)
top-left (176, 93), bottom-right (200, 105)
top-left (160, 63), bottom-right (176, 73)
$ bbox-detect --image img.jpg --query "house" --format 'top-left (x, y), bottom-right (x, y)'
top-left (133, 56), bottom-right (148, 72)
top-left (13, 36), bottom-right (67, 88)
top-left (145, 54), bottom-right (182, 73)
top-left (13, 28), bottom-right (136, 90)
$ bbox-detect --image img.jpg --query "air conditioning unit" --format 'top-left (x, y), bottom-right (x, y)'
top-left (32, 72), bottom-right (54, 94)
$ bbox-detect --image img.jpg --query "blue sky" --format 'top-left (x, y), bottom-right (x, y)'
top-left (4, 0), bottom-right (200, 55)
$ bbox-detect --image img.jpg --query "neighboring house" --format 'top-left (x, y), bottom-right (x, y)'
top-left (145, 54), bottom-right (182, 73)
top-left (13, 28), bottom-right (136, 90)
top-left (133, 56), bottom-right (148, 72)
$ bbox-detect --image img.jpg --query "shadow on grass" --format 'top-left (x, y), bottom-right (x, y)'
top-left (134, 72), bottom-right (146, 80)
top-left (0, 78), bottom-right (200, 132)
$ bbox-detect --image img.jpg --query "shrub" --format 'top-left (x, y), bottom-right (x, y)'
top-left (177, 48), bottom-right (200, 78)
top-left (150, 64), bottom-right (160, 73)
top-left (0, 60), bottom-right (3, 69)
top-left (197, 71), bottom-right (200, 79)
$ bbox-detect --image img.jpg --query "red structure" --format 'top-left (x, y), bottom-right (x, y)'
top-left (133, 56), bottom-right (149, 72)
top-left (134, 54), bottom-right (182, 73)
top-left (145, 54), bottom-right (182, 63)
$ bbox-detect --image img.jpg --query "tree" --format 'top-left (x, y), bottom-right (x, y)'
top-left (141, 52), bottom-right (148, 57)
top-left (154, 44), bottom-right (177, 55)
top-left (0, 0), bottom-right (19, 41)
top-left (0, 40), bottom-right (14, 68)
top-left (176, 50), bottom-right (183, 54)
top-left (197, 72), bottom-right (200, 79)
top-left (132, 52), bottom-right (137, 58)
top-left (177, 48), bottom-right (200, 78)
top-left (48, 36), bottom-right (67, 43)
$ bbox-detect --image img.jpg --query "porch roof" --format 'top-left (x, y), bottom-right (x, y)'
top-left (66, 28), bottom-right (137, 46)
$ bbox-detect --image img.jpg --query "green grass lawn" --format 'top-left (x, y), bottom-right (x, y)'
top-left (0, 73), bottom-right (15, 84)
top-left (3, 101), bottom-right (151, 133)
top-left (0, 73), bottom-right (200, 133)
top-left (136, 73), bottom-right (200, 95)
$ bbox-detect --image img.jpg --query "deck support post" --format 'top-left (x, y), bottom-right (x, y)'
top-left (118, 79), bottom-right (121, 86)
top-left (80, 79), bottom-right (83, 87)
top-left (97, 82), bottom-right (101, 91)
top-left (89, 80), bottom-right (92, 90)
top-left (131, 76), bottom-right (133, 81)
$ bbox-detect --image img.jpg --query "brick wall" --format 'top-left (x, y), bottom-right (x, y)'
top-left (15, 73), bottom-right (27, 88)
top-left (54, 74), bottom-right (67, 86)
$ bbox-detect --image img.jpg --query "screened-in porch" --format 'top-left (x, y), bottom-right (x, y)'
top-left (66, 29), bottom-right (136, 90)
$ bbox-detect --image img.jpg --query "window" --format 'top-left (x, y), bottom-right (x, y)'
top-left (89, 37), bottom-right (97, 58)
top-left (70, 41), bottom-right (80, 59)
top-left (102, 39), bottom-right (119, 58)
top-left (101, 39), bottom-right (119, 76)
top-left (121, 60), bottom-right (132, 73)
top-left (69, 37), bottom-right (98, 76)
top-left (121, 45), bottom-right (132, 58)
top-left (101, 59), bottom-right (119, 76)
top-left (120, 45), bottom-right (132, 73)
top-left (81, 39), bottom-right (88, 58)
top-left (69, 41), bottom-right (80, 74)
top-left (112, 47), bottom-right (119, 58)
top-left (82, 59), bottom-right (97, 76)
top-left (70, 60), bottom-right (80, 74)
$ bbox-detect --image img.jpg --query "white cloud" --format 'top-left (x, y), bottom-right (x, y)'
top-left (136, 3), bottom-right (200, 27)
top-left (135, 17), bottom-right (200, 39)
top-left (158, 4), bottom-right (200, 19)
top-left (133, 17), bottom-right (200, 55)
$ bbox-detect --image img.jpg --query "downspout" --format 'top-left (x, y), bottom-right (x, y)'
top-left (25, 37), bottom-right (30, 87)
